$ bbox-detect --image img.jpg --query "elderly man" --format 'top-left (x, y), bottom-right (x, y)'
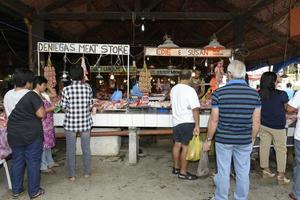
top-left (203, 60), bottom-right (261, 200)
top-left (171, 70), bottom-right (200, 180)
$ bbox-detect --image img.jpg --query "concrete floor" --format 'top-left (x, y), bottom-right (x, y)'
top-left (0, 137), bottom-right (294, 200)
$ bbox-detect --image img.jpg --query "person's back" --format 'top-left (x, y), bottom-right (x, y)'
top-left (61, 81), bottom-right (93, 131)
top-left (171, 84), bottom-right (198, 126)
top-left (213, 80), bottom-right (260, 145)
top-left (60, 64), bottom-right (93, 181)
top-left (260, 89), bottom-right (288, 129)
top-left (203, 60), bottom-right (261, 200)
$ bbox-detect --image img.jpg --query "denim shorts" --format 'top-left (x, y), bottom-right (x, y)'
top-left (173, 123), bottom-right (195, 145)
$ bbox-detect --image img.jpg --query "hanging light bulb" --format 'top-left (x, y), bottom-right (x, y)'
top-left (205, 59), bottom-right (208, 67)
top-left (191, 71), bottom-right (196, 77)
top-left (60, 54), bottom-right (69, 82)
top-left (141, 23), bottom-right (145, 32)
top-left (110, 73), bottom-right (115, 80)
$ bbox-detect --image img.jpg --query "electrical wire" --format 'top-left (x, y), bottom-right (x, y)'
top-left (0, 20), bottom-right (50, 42)
top-left (0, 30), bottom-right (27, 63)
top-left (1, 30), bottom-right (17, 56)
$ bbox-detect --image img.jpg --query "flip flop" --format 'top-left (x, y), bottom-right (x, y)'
top-left (172, 167), bottom-right (180, 175)
top-left (178, 172), bottom-right (198, 180)
top-left (30, 188), bottom-right (45, 199)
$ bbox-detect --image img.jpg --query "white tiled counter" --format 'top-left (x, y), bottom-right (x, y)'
top-left (54, 113), bottom-right (210, 128)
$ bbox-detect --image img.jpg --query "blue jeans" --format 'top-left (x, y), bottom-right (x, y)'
top-left (64, 130), bottom-right (91, 177)
top-left (214, 142), bottom-right (252, 200)
top-left (293, 139), bottom-right (300, 199)
top-left (10, 138), bottom-right (43, 198)
top-left (40, 149), bottom-right (55, 170)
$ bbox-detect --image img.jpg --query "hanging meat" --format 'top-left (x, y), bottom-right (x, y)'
top-left (44, 55), bottom-right (57, 88)
top-left (139, 61), bottom-right (152, 93)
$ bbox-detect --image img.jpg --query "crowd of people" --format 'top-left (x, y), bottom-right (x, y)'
top-left (170, 60), bottom-right (299, 200)
top-left (2, 60), bottom-right (300, 200)
top-left (3, 65), bottom-right (92, 199)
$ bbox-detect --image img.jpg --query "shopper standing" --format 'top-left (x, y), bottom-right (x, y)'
top-left (170, 70), bottom-right (200, 180)
top-left (287, 92), bottom-right (300, 200)
top-left (4, 69), bottom-right (46, 199)
top-left (258, 72), bottom-right (290, 184)
top-left (33, 76), bottom-right (59, 173)
top-left (203, 60), bottom-right (261, 200)
top-left (60, 65), bottom-right (93, 181)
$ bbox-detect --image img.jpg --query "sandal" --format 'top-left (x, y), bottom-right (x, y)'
top-left (12, 190), bottom-right (24, 199)
top-left (178, 172), bottom-right (198, 180)
top-left (277, 176), bottom-right (290, 185)
top-left (172, 167), bottom-right (180, 175)
top-left (69, 176), bottom-right (76, 181)
top-left (30, 188), bottom-right (45, 199)
top-left (262, 169), bottom-right (275, 178)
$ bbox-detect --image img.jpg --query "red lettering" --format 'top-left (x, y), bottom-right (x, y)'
top-left (156, 48), bottom-right (171, 56)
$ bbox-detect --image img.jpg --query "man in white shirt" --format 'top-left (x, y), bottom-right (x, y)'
top-left (287, 91), bottom-right (300, 200)
top-left (170, 70), bottom-right (200, 180)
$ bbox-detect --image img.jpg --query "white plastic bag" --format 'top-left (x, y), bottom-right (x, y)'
top-left (196, 151), bottom-right (209, 177)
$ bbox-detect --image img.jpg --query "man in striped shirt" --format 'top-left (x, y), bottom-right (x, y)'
top-left (203, 60), bottom-right (261, 200)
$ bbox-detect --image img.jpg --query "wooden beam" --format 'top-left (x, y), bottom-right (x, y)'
top-left (249, 43), bottom-right (278, 55)
top-left (212, 0), bottom-right (273, 36)
top-left (37, 11), bottom-right (232, 21)
top-left (42, 0), bottom-right (72, 12)
top-left (206, 0), bottom-right (298, 48)
top-left (0, 0), bottom-right (33, 15)
top-left (143, 0), bottom-right (164, 11)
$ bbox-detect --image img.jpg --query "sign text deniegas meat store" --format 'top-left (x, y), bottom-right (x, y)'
top-left (38, 42), bottom-right (130, 55)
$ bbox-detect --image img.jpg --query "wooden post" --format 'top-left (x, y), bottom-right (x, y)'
top-left (31, 18), bottom-right (45, 74)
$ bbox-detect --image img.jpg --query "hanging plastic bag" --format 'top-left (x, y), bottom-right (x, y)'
top-left (186, 135), bottom-right (202, 161)
top-left (0, 128), bottom-right (12, 159)
top-left (196, 151), bottom-right (210, 177)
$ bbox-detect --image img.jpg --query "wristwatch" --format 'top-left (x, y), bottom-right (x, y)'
top-left (206, 137), bottom-right (212, 142)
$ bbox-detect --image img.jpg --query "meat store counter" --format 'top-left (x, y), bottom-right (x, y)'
top-left (53, 113), bottom-right (210, 128)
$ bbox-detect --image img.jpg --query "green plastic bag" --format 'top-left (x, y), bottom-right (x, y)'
top-left (186, 135), bottom-right (202, 161)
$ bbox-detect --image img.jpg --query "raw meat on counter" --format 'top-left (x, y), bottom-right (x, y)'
top-left (148, 101), bottom-right (171, 108)
top-left (93, 99), bottom-right (127, 111)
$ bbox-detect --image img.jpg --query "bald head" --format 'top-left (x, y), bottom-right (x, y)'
top-left (227, 60), bottom-right (246, 79)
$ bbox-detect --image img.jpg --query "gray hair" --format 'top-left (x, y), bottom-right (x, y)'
top-left (227, 60), bottom-right (246, 79)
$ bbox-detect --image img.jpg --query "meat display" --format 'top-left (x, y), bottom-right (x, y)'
top-left (44, 55), bottom-right (57, 88)
top-left (93, 99), bottom-right (127, 111)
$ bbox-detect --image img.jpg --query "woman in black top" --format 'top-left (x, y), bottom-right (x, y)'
top-left (4, 69), bottom-right (46, 199)
top-left (259, 71), bottom-right (290, 185)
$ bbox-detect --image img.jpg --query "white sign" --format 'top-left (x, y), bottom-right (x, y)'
top-left (144, 47), bottom-right (232, 57)
top-left (38, 42), bottom-right (130, 55)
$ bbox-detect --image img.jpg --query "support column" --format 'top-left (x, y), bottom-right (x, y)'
top-left (31, 17), bottom-right (45, 74)
top-left (128, 127), bottom-right (139, 165)
top-left (233, 15), bottom-right (245, 61)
